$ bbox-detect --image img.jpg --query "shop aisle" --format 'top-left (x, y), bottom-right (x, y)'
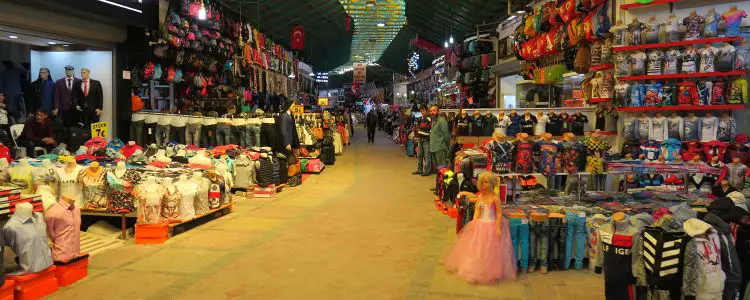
top-left (49, 129), bottom-right (603, 300)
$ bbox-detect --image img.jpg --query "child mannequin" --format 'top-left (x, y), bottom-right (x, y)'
top-left (445, 172), bottom-right (516, 283)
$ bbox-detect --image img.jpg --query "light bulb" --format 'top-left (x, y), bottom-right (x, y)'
top-left (449, 36), bottom-right (454, 44)
top-left (444, 41), bottom-right (449, 48)
top-left (377, 22), bottom-right (385, 27)
top-left (198, 3), bottom-right (207, 20)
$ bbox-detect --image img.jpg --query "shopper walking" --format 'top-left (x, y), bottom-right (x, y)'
top-left (366, 109), bottom-right (377, 143)
top-left (429, 105), bottom-right (451, 169)
top-left (413, 106), bottom-right (433, 176)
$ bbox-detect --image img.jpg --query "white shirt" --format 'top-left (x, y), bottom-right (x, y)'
top-left (56, 166), bottom-right (84, 207)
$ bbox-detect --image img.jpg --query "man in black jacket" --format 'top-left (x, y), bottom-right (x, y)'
top-left (366, 109), bottom-right (378, 143)
top-left (73, 68), bottom-right (103, 127)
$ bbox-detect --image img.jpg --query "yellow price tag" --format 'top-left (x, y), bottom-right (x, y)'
top-left (318, 97), bottom-right (329, 106)
top-left (290, 104), bottom-right (304, 115)
top-left (90, 121), bottom-right (109, 138)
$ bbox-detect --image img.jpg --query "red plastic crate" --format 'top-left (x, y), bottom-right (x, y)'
top-left (55, 254), bottom-right (90, 286)
top-left (0, 280), bottom-right (14, 300)
top-left (135, 222), bottom-right (169, 244)
top-left (8, 265), bottom-right (58, 300)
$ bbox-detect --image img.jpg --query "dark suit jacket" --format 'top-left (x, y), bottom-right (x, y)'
top-left (73, 79), bottom-right (103, 112)
top-left (54, 77), bottom-right (80, 112)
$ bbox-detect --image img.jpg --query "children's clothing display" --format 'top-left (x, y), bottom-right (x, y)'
top-left (667, 116), bottom-right (684, 140)
top-left (699, 116), bottom-right (719, 142)
top-left (717, 116), bottom-right (736, 142)
top-left (647, 50), bottom-right (664, 75)
top-left (486, 140), bottom-right (514, 174)
top-left (704, 10), bottom-right (721, 37)
top-left (514, 140), bottom-right (535, 173)
top-left (682, 14), bottom-right (705, 40)
top-left (630, 51), bottom-right (647, 76)
top-left (570, 113), bottom-right (588, 136)
top-left (722, 8), bottom-right (747, 35)
top-left (699, 46), bottom-right (719, 73)
top-left (628, 20), bottom-right (644, 45)
top-left (663, 49), bottom-right (681, 74)
top-left (715, 43), bottom-right (736, 72)
top-left (681, 48), bottom-right (699, 73)
top-left (534, 115), bottom-right (548, 136)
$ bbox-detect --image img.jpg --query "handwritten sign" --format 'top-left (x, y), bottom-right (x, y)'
top-left (290, 104), bottom-right (304, 115)
top-left (91, 121), bottom-right (109, 138)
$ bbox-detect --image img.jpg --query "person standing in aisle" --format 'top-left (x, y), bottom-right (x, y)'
top-left (366, 109), bottom-right (378, 143)
top-left (413, 106), bottom-right (433, 176)
top-left (430, 105), bottom-right (451, 169)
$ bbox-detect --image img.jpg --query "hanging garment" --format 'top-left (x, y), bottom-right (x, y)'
top-left (559, 140), bottom-right (585, 174)
top-left (535, 141), bottom-right (560, 176)
top-left (485, 140), bottom-right (514, 174)
top-left (514, 140), bottom-right (536, 173)
top-left (583, 138), bottom-right (611, 174)
top-left (634, 218), bottom-right (691, 300)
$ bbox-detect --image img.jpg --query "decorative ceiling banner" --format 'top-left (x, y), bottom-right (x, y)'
top-left (353, 63), bottom-right (367, 83)
top-left (409, 37), bottom-right (441, 55)
top-left (291, 25), bottom-right (305, 50)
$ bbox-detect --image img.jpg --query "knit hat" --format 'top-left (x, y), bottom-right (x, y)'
top-left (683, 218), bottom-right (712, 237)
top-left (726, 191), bottom-right (748, 211)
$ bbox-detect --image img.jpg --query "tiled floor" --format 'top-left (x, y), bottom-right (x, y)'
top-left (49, 129), bottom-right (604, 299)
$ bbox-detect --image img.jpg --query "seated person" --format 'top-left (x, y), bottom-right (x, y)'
top-left (19, 109), bottom-right (56, 156)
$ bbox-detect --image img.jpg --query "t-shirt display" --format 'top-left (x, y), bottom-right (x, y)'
top-left (615, 53), bottom-right (630, 76)
top-left (614, 82), bottom-right (631, 106)
top-left (647, 50), bottom-right (664, 75)
top-left (704, 10), bottom-right (721, 37)
top-left (699, 46), bottom-right (719, 73)
top-left (79, 167), bottom-right (108, 211)
top-left (571, 113), bottom-right (588, 136)
top-left (681, 48), bottom-right (699, 73)
top-left (644, 20), bottom-right (662, 44)
top-left (630, 51), bottom-right (648, 76)
top-left (135, 181), bottom-right (165, 225)
top-left (735, 44), bottom-right (749, 71)
top-left (57, 165), bottom-right (85, 207)
top-left (722, 9), bottom-right (747, 35)
top-left (728, 79), bottom-right (748, 104)
top-left (2, 212), bottom-right (53, 275)
top-left (714, 44), bottom-right (736, 72)
top-left (663, 49), bottom-right (681, 74)
top-left (105, 169), bottom-right (142, 214)
top-left (627, 21), bottom-right (644, 45)
top-left (682, 15), bottom-right (705, 40)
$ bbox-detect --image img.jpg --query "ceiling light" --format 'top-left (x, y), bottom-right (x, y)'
top-left (198, 1), bottom-right (207, 20)
top-left (444, 41), bottom-right (449, 48)
top-left (376, 22), bottom-right (385, 27)
top-left (449, 36), bottom-right (454, 44)
top-left (8, 35), bottom-right (18, 39)
top-left (48, 42), bottom-right (56, 45)
top-left (63, 44), bottom-right (69, 47)
top-left (516, 10), bottom-right (525, 14)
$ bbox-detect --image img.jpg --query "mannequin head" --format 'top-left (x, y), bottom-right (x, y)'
top-left (655, 112), bottom-right (663, 118)
top-left (721, 111), bottom-right (730, 118)
top-left (711, 155), bottom-right (720, 163)
top-left (81, 68), bottom-right (90, 80)
top-left (14, 202), bottom-right (33, 219)
top-left (649, 15), bottom-right (656, 21)
top-left (518, 133), bottom-right (529, 141)
top-left (88, 161), bottom-right (100, 170)
top-left (705, 112), bottom-right (714, 118)
top-left (692, 155), bottom-right (702, 163)
top-left (671, 112), bottom-right (679, 118)
top-left (732, 157), bottom-right (742, 164)
top-left (492, 131), bottom-right (506, 142)
top-left (591, 130), bottom-right (602, 141)
top-left (42, 159), bottom-right (52, 168)
top-left (543, 133), bottom-right (553, 141)
top-left (38, 68), bottom-right (50, 81)
top-left (563, 132), bottom-right (575, 141)
top-left (477, 172), bottom-right (498, 195)
top-left (64, 65), bottom-right (74, 78)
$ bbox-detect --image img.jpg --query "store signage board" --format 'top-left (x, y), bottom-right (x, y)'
top-left (91, 122), bottom-right (109, 138)
top-left (290, 105), bottom-right (304, 115)
top-left (318, 98), bottom-right (329, 106)
top-left (353, 63), bottom-right (366, 83)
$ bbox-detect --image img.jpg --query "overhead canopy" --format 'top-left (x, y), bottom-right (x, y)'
top-left (220, 0), bottom-right (511, 75)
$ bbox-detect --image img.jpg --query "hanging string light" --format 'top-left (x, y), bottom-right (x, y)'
top-left (407, 51), bottom-right (420, 77)
top-left (198, 0), bottom-right (207, 20)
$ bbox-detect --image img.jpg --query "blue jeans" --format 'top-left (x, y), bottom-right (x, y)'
top-left (185, 123), bottom-right (201, 146)
top-left (547, 175), bottom-right (564, 190)
top-left (155, 124), bottom-right (171, 147)
top-left (232, 125), bottom-right (246, 147)
top-left (416, 140), bottom-right (432, 175)
top-left (564, 212), bottom-right (586, 270)
top-left (246, 124), bottom-right (261, 147)
top-left (129, 120), bottom-right (145, 146)
top-left (529, 220), bottom-right (549, 271)
top-left (509, 218), bottom-right (530, 271)
top-left (216, 124), bottom-right (232, 145)
top-left (549, 217), bottom-right (566, 269)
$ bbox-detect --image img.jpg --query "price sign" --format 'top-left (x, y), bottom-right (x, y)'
top-left (290, 104), bottom-right (304, 115)
top-left (91, 121), bottom-right (109, 138)
top-left (318, 97), bottom-right (329, 106)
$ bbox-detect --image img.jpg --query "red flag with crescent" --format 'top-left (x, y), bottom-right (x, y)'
top-left (291, 26), bottom-right (305, 50)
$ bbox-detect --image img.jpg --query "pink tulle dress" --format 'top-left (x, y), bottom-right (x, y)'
top-left (444, 201), bottom-right (517, 284)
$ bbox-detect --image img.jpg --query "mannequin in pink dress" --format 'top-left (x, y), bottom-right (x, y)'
top-left (444, 172), bottom-right (517, 284)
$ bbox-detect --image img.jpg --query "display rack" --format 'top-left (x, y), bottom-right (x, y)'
top-left (612, 36), bottom-right (743, 52)
top-left (616, 104), bottom-right (746, 111)
top-left (620, 0), bottom-right (679, 10)
top-left (617, 70), bottom-right (746, 81)
top-left (590, 64), bottom-right (615, 71)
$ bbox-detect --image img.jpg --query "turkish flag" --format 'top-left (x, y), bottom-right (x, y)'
top-left (291, 26), bottom-right (304, 50)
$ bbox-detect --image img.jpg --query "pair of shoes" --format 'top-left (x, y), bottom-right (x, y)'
top-left (411, 171), bottom-right (421, 175)
top-left (420, 174), bottom-right (431, 177)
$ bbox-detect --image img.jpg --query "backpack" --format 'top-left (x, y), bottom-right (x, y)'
top-left (574, 45), bottom-right (591, 73)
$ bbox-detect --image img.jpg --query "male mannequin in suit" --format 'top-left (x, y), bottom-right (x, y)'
top-left (53, 65), bottom-right (80, 127)
top-left (73, 68), bottom-right (103, 127)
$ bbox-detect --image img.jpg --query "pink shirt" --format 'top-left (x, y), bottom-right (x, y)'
top-left (44, 200), bottom-right (81, 261)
